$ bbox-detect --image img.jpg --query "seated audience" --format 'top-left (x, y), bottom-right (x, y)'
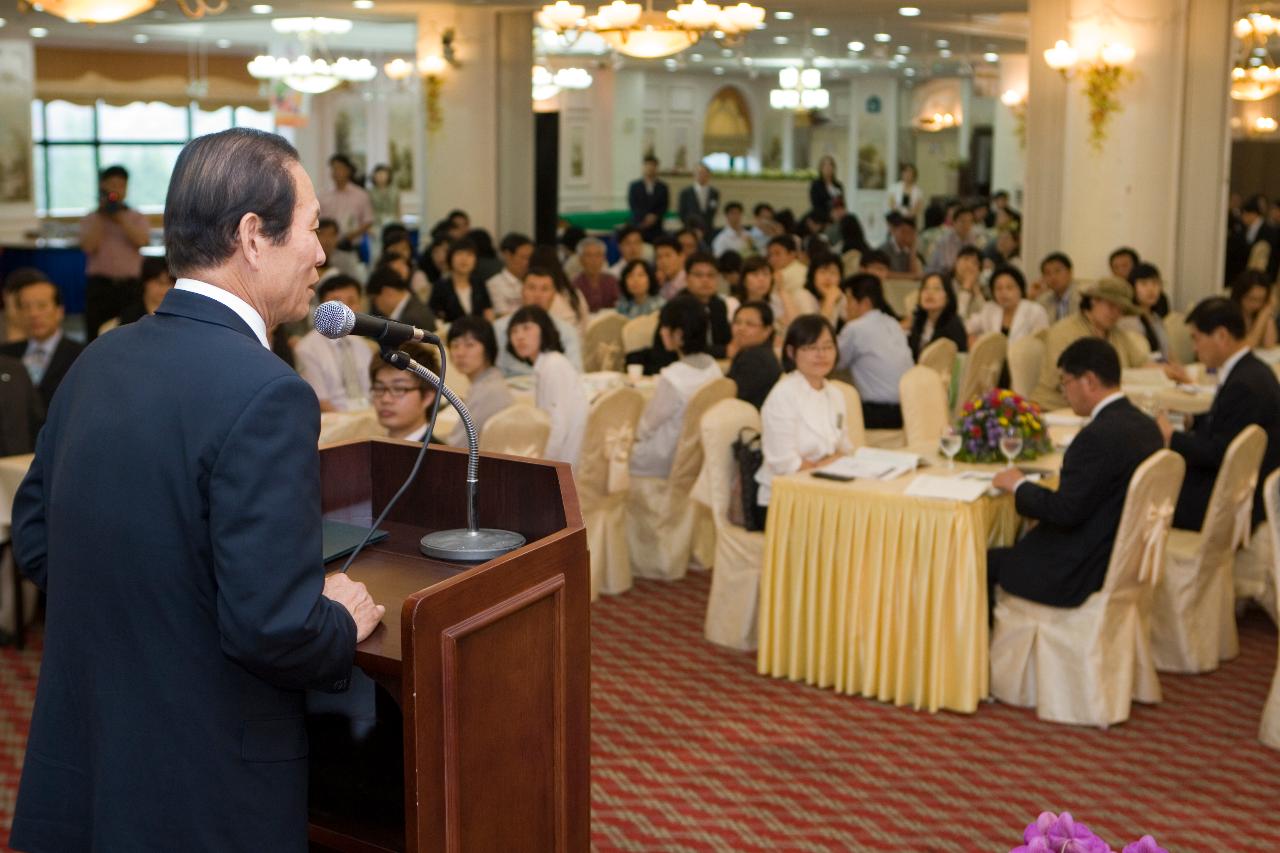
top-left (467, 228), bottom-right (504, 283)
top-left (748, 202), bottom-right (780, 247)
top-left (629, 294), bottom-right (725, 478)
top-left (0, 352), bottom-right (43, 456)
top-left (965, 265), bottom-right (1049, 344)
top-left (488, 232), bottom-right (534, 317)
top-left (859, 249), bottom-right (892, 282)
top-left (735, 256), bottom-right (794, 335)
top-left (295, 275), bottom-right (376, 412)
top-left (1109, 246), bottom-right (1140, 281)
top-left (367, 265), bottom-right (437, 332)
top-left (1, 276), bottom-right (84, 411)
top-left (1119, 262), bottom-right (1174, 362)
top-left (675, 227), bottom-right (702, 259)
top-left (571, 237), bottom-right (620, 312)
top-left (370, 341), bottom-right (441, 443)
top-left (506, 305), bottom-right (589, 466)
top-left (116, 256), bottom-right (174, 326)
top-left (531, 244), bottom-right (590, 329)
top-left (726, 300), bottom-right (782, 410)
top-left (1229, 270), bottom-right (1278, 350)
top-left (1036, 251), bottom-right (1080, 321)
top-left (907, 272), bottom-right (968, 360)
top-left (616, 260), bottom-right (664, 318)
top-left (1157, 297), bottom-right (1280, 531)
top-left (494, 267), bottom-right (583, 376)
top-left (879, 214), bottom-right (924, 276)
top-left (1031, 277), bottom-right (1149, 410)
top-left (380, 226), bottom-right (431, 299)
top-left (654, 234), bottom-right (688, 301)
top-left (418, 234), bottom-right (450, 284)
top-left (315, 218), bottom-right (343, 284)
top-left (952, 245), bottom-right (988, 320)
top-left (983, 221), bottom-right (1022, 272)
top-left (712, 202), bottom-right (756, 258)
top-left (429, 238), bottom-right (494, 323)
top-left (558, 226), bottom-right (586, 279)
top-left (836, 274), bottom-right (913, 429)
top-left (988, 338), bottom-right (1162, 607)
top-left (608, 225), bottom-right (651, 278)
top-left (755, 315), bottom-right (853, 529)
top-left (445, 316), bottom-right (515, 448)
top-left (927, 204), bottom-right (978, 273)
top-left (804, 253), bottom-right (845, 327)
top-left (767, 235), bottom-right (807, 294)
top-left (717, 251), bottom-right (743, 303)
top-left (677, 252), bottom-right (732, 358)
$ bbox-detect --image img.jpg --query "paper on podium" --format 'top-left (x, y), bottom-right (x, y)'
top-left (904, 475), bottom-right (989, 503)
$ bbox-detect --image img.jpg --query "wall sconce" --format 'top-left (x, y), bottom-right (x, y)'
top-left (916, 111), bottom-right (959, 132)
top-left (1043, 38), bottom-right (1135, 152)
top-left (1251, 115), bottom-right (1279, 134)
top-left (1001, 88), bottom-right (1027, 148)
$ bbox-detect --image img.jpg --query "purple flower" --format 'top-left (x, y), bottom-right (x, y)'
top-left (1012, 813), bottom-right (1112, 853)
top-left (1122, 838), bottom-right (1167, 853)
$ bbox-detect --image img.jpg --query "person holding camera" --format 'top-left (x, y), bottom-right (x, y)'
top-left (79, 165), bottom-right (150, 341)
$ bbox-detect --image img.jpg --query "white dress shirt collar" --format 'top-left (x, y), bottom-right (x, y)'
top-left (26, 328), bottom-right (63, 357)
top-left (390, 292), bottom-right (411, 321)
top-left (1089, 391), bottom-right (1126, 421)
top-left (1218, 346), bottom-right (1250, 387)
top-left (403, 423), bottom-right (429, 443)
top-left (174, 278), bottom-right (269, 349)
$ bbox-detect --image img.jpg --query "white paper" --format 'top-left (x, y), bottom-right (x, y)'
top-left (904, 475), bottom-right (990, 503)
top-left (823, 447), bottom-right (920, 481)
top-left (1043, 411), bottom-right (1087, 428)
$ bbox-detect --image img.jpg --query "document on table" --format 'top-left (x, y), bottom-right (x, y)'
top-left (950, 470), bottom-right (1044, 498)
top-left (816, 447), bottom-right (921, 481)
top-left (904, 475), bottom-right (989, 503)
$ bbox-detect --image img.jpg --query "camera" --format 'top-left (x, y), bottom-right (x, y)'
top-left (100, 190), bottom-right (124, 215)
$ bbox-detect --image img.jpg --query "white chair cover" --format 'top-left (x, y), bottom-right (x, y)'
top-left (1007, 334), bottom-right (1044, 401)
top-left (829, 379), bottom-right (866, 448)
top-left (627, 377), bottom-right (736, 580)
top-left (1260, 469), bottom-right (1280, 749)
top-left (478, 403), bottom-right (551, 458)
top-left (577, 387), bottom-right (646, 599)
top-left (917, 337), bottom-right (958, 388)
top-left (1235, 517), bottom-right (1277, 625)
top-left (1164, 312), bottom-right (1196, 367)
top-left (953, 332), bottom-right (1008, 417)
top-left (583, 312), bottom-right (628, 373)
top-left (1152, 425), bottom-right (1266, 673)
top-left (622, 313), bottom-right (659, 354)
top-left (696, 398), bottom-right (766, 650)
top-left (991, 450), bottom-right (1184, 726)
top-left (899, 365), bottom-right (949, 448)
top-left (1249, 238), bottom-right (1272, 273)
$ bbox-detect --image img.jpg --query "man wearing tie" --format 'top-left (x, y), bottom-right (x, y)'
top-left (627, 155), bottom-right (670, 242)
top-left (9, 128), bottom-right (384, 852)
top-left (294, 274), bottom-right (377, 411)
top-left (0, 275), bottom-right (84, 414)
top-left (678, 163), bottom-right (720, 230)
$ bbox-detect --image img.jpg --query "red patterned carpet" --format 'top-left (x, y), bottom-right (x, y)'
top-left (3, 572), bottom-right (1279, 851)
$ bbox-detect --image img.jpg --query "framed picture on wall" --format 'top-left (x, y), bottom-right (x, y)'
top-left (566, 123), bottom-right (588, 186)
top-left (0, 41), bottom-right (34, 204)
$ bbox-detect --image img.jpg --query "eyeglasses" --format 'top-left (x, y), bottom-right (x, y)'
top-left (370, 384), bottom-right (421, 399)
top-left (797, 343), bottom-right (837, 355)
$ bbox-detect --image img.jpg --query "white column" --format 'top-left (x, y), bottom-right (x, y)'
top-left (611, 69), bottom-right (646, 209)
top-left (958, 76), bottom-right (973, 162)
top-left (992, 54), bottom-right (1029, 206)
top-left (780, 110), bottom-right (795, 172)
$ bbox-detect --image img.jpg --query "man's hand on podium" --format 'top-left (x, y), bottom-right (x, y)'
top-left (323, 573), bottom-right (387, 642)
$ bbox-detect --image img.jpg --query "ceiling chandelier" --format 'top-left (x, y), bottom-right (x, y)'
top-left (248, 17), bottom-right (378, 95)
top-left (537, 0), bottom-right (765, 60)
top-left (533, 65), bottom-right (594, 101)
top-left (17, 0), bottom-right (225, 24)
top-left (1231, 12), bottom-right (1280, 101)
top-left (769, 67), bottom-right (828, 111)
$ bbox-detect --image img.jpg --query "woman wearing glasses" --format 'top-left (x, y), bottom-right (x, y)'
top-left (369, 341), bottom-right (441, 443)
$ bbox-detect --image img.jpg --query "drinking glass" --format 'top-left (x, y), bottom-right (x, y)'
top-left (939, 427), bottom-right (962, 469)
top-left (999, 428), bottom-right (1023, 469)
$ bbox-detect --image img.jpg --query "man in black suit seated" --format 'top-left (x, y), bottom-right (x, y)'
top-left (366, 264), bottom-right (437, 332)
top-left (627, 154), bottom-right (671, 242)
top-left (0, 274), bottom-right (84, 413)
top-left (0, 353), bottom-right (43, 456)
top-left (1157, 296), bottom-right (1280, 531)
top-left (988, 338), bottom-right (1163, 608)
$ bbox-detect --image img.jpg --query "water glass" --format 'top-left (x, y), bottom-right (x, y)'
top-left (999, 429), bottom-right (1023, 468)
top-left (939, 428), bottom-right (962, 469)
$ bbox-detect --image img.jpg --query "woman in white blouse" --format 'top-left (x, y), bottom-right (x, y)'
top-left (965, 265), bottom-right (1049, 346)
top-left (629, 293), bottom-right (726, 477)
top-left (886, 163), bottom-right (924, 225)
top-left (755, 315), bottom-right (853, 528)
top-left (506, 305), bottom-right (589, 467)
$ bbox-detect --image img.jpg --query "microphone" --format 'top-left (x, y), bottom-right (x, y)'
top-left (313, 301), bottom-right (438, 346)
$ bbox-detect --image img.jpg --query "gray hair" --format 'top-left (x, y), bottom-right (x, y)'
top-left (577, 236), bottom-right (606, 255)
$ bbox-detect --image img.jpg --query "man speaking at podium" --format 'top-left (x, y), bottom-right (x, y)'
top-left (8, 128), bottom-right (385, 852)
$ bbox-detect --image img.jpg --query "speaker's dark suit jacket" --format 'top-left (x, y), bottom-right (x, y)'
top-left (0, 334), bottom-right (84, 413)
top-left (9, 288), bottom-right (356, 852)
top-left (1171, 350), bottom-right (1280, 531)
top-left (988, 397), bottom-right (1163, 608)
top-left (0, 354), bottom-right (43, 456)
top-left (627, 178), bottom-right (670, 241)
top-left (677, 184), bottom-right (720, 229)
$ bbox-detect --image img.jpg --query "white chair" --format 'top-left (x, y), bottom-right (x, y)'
top-left (583, 312), bottom-right (628, 373)
top-left (1152, 425), bottom-right (1267, 673)
top-left (478, 403), bottom-right (551, 458)
top-left (829, 378), bottom-right (905, 449)
top-left (621, 313), bottom-right (659, 355)
top-left (1164, 312), bottom-right (1196, 367)
top-left (990, 450), bottom-right (1184, 727)
top-left (696, 398), bottom-right (765, 650)
top-left (627, 377), bottom-right (736, 580)
top-left (1259, 469), bottom-right (1280, 749)
top-left (899, 365), bottom-right (949, 448)
top-left (577, 387), bottom-right (646, 599)
top-left (917, 337), bottom-right (958, 388)
top-left (953, 332), bottom-right (1008, 417)
top-left (1007, 334), bottom-right (1044, 401)
top-left (1249, 238), bottom-right (1272, 273)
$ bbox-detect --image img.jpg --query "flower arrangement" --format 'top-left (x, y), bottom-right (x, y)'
top-left (1083, 63), bottom-right (1134, 152)
top-left (954, 388), bottom-right (1051, 464)
top-left (1012, 812), bottom-right (1168, 853)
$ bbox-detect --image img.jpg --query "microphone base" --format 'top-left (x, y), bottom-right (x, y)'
top-left (419, 528), bottom-right (526, 562)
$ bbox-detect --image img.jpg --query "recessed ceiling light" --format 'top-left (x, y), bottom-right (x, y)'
top-left (899, 6), bottom-right (921, 16)
top-left (721, 48), bottom-right (733, 57)
top-left (30, 27), bottom-right (49, 38)
top-left (904, 67), bottom-right (916, 76)
top-left (133, 33), bottom-right (149, 43)
top-left (742, 56), bottom-right (753, 65)
top-left (773, 35), bottom-right (788, 44)
top-left (664, 58), bottom-right (678, 68)
top-left (754, 21), bottom-right (766, 29)
top-left (896, 45), bottom-right (910, 54)
top-left (847, 40), bottom-right (864, 51)
top-left (216, 38), bottom-right (231, 48)
top-left (935, 39), bottom-right (949, 48)
top-left (939, 48), bottom-right (952, 58)
top-left (983, 51), bottom-right (999, 62)
top-left (352, 0), bottom-right (374, 7)
top-left (712, 29), bottom-right (724, 38)
top-left (811, 26), bottom-right (829, 36)
top-left (0, 17), bottom-right (6, 28)
top-left (250, 4), bottom-right (272, 13)
top-left (713, 66), bottom-right (725, 75)
top-left (874, 32), bottom-right (891, 43)
top-left (690, 52), bottom-right (703, 61)
top-left (774, 10), bottom-right (793, 20)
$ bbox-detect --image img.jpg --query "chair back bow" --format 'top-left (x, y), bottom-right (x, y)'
top-left (604, 423), bottom-right (635, 494)
top-left (594, 341), bottom-right (623, 373)
top-left (1233, 478), bottom-right (1258, 550)
top-left (1138, 499), bottom-right (1175, 585)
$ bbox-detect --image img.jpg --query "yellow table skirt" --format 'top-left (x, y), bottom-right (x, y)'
top-left (756, 472), bottom-right (1023, 714)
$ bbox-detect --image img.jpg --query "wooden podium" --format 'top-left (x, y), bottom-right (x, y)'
top-left (309, 438), bottom-right (590, 852)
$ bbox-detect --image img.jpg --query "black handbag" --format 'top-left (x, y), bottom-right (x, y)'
top-left (729, 427), bottom-right (764, 531)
